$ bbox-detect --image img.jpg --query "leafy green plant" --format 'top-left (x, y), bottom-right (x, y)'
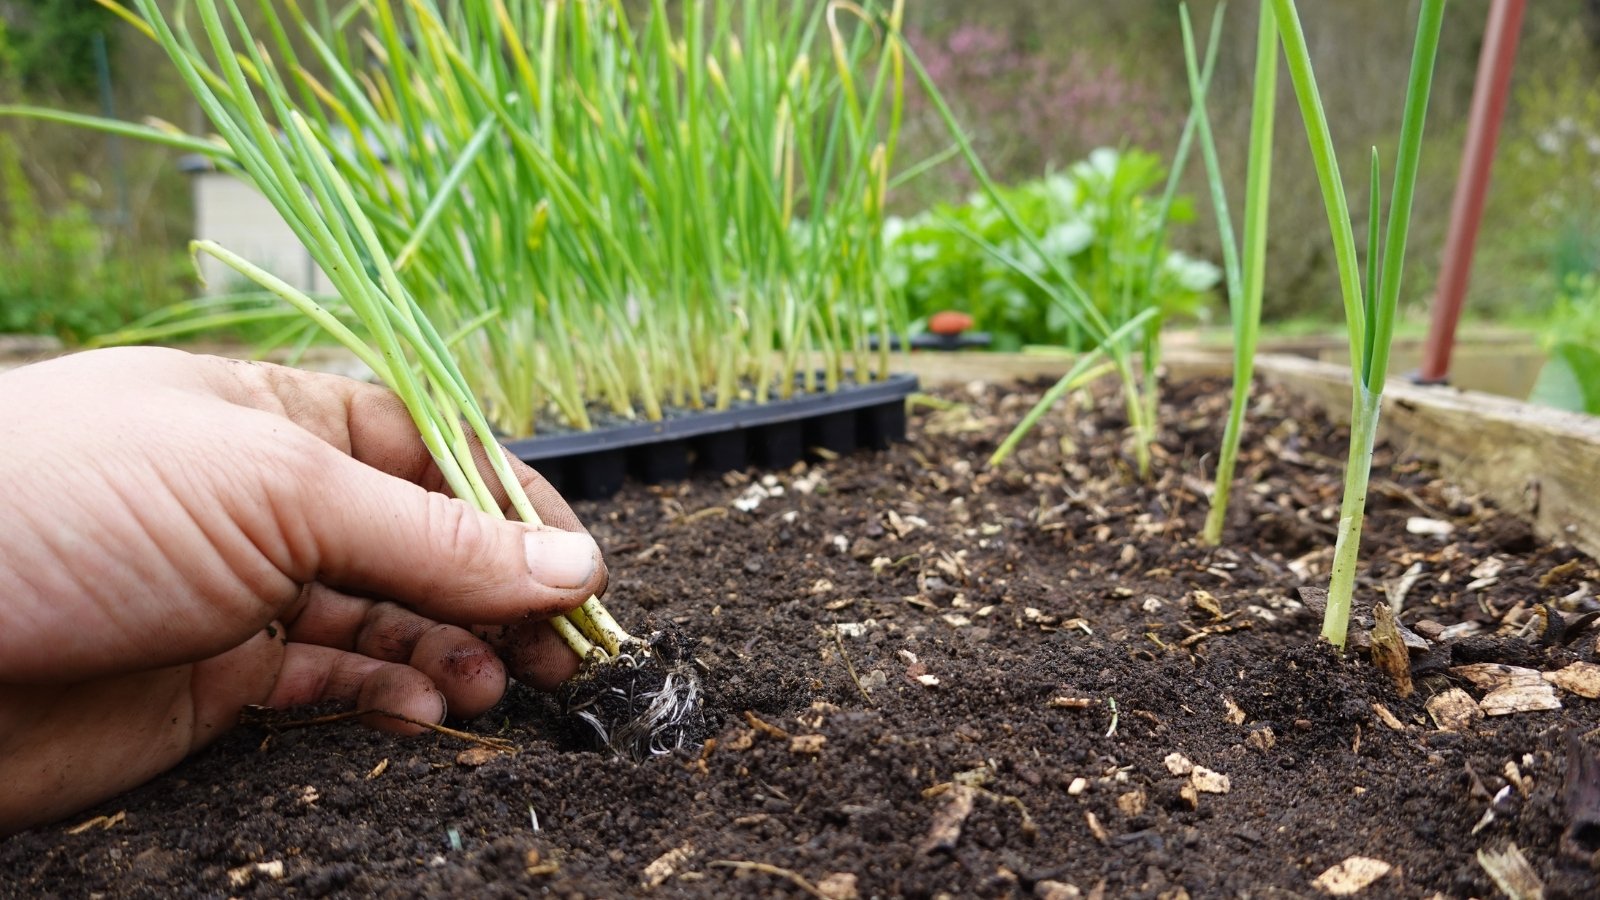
top-left (884, 151), bottom-right (1220, 353)
top-left (1270, 0), bottom-right (1447, 648)
top-left (899, 19), bottom-right (1222, 479)
top-left (10, 0), bottom-right (913, 438)
top-left (1529, 271), bottom-right (1600, 414)
top-left (1181, 2), bottom-right (1277, 546)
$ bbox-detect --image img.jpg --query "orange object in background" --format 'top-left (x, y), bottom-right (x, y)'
top-left (928, 310), bottom-right (975, 336)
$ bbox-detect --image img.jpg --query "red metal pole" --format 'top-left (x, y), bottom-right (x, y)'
top-left (1417, 0), bottom-right (1527, 384)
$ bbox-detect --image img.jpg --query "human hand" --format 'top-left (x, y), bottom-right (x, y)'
top-left (0, 347), bottom-right (607, 833)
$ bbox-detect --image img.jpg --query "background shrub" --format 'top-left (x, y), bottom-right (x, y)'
top-left (886, 149), bottom-right (1220, 351)
top-left (0, 133), bottom-right (188, 342)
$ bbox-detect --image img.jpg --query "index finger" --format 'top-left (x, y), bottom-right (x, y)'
top-left (200, 355), bottom-right (587, 533)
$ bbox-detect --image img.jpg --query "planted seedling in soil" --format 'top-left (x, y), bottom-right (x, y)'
top-left (1182, 1), bottom-right (1278, 547)
top-left (1270, 0), bottom-right (1447, 647)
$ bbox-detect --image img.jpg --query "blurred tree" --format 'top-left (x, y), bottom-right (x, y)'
top-left (0, 1), bottom-right (116, 95)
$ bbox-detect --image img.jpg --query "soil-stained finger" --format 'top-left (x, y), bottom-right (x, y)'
top-left (266, 643), bottom-right (445, 735)
top-left (476, 618), bottom-right (582, 692)
top-left (408, 623), bottom-right (507, 719)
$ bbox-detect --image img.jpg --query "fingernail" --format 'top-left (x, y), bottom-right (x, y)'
top-left (524, 529), bottom-right (600, 589)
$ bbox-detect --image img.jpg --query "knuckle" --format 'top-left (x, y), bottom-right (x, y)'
top-left (422, 491), bottom-right (499, 572)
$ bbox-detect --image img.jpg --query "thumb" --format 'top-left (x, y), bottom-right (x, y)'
top-left (272, 443), bottom-right (608, 626)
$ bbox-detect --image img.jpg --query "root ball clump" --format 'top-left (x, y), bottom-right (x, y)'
top-left (557, 628), bottom-right (708, 760)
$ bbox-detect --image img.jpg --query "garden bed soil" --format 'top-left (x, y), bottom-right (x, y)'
top-left (5, 376), bottom-right (1600, 898)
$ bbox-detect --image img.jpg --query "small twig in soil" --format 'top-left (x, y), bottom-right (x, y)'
top-left (1128, 709), bottom-right (1165, 734)
top-left (65, 811), bottom-right (125, 835)
top-left (993, 792), bottom-right (1039, 842)
top-left (711, 860), bottom-right (827, 898)
top-left (743, 710), bottom-right (791, 739)
top-left (917, 779), bottom-right (1036, 843)
top-left (1084, 810), bottom-right (1110, 844)
top-left (1374, 478), bottom-right (1447, 521)
top-left (1179, 620), bottom-right (1253, 648)
top-left (239, 706), bottom-right (516, 753)
top-left (759, 780), bottom-right (793, 804)
top-left (676, 506), bottom-right (729, 526)
top-left (1158, 486), bottom-right (1187, 537)
top-left (833, 628), bottom-right (875, 706)
top-left (1541, 559), bottom-right (1584, 588)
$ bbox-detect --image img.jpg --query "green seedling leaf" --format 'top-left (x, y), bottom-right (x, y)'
top-left (1190, 0), bottom-right (1276, 546)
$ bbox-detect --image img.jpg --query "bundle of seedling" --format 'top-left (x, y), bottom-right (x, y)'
top-left (0, 0), bottom-right (960, 754)
top-left (73, 0), bottom-right (877, 757)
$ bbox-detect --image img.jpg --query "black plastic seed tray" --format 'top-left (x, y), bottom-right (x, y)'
top-left (868, 332), bottom-right (993, 351)
top-left (505, 373), bottom-right (919, 500)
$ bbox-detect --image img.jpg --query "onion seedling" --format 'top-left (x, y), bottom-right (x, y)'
top-left (121, 0), bottom-right (702, 757)
top-left (1179, 2), bottom-right (1278, 546)
top-left (1270, 0), bottom-right (1447, 647)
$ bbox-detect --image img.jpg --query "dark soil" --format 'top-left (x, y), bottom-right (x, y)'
top-left (6, 376), bottom-right (1600, 899)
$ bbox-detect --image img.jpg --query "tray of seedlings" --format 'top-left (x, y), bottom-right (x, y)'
top-left (67, 0), bottom-right (920, 501)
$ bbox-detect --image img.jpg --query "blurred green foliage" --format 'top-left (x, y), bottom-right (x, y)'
top-left (0, 134), bottom-right (187, 342)
top-left (903, 0), bottom-right (1600, 329)
top-left (1529, 271), bottom-right (1600, 414)
top-left (885, 149), bottom-right (1220, 351)
top-left (1477, 54), bottom-right (1600, 321)
top-left (0, 3), bottom-right (193, 343)
top-left (0, 2), bottom-right (117, 95)
top-left (1547, 272), bottom-right (1600, 351)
